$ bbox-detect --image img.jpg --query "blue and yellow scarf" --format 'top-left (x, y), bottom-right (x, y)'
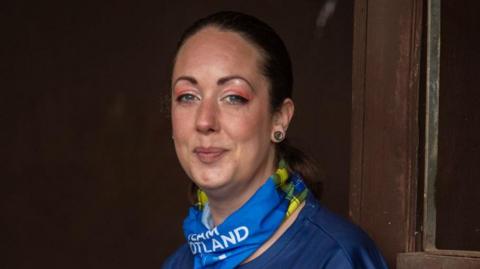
top-left (183, 161), bottom-right (308, 269)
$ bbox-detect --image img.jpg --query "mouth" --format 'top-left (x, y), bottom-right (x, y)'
top-left (193, 147), bottom-right (228, 164)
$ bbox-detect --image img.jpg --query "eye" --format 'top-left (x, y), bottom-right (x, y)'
top-left (176, 93), bottom-right (199, 103)
top-left (223, 95), bottom-right (249, 105)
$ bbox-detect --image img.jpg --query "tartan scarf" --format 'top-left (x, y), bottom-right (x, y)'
top-left (183, 161), bottom-right (308, 269)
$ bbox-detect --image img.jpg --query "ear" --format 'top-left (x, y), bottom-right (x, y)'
top-left (271, 98), bottom-right (295, 143)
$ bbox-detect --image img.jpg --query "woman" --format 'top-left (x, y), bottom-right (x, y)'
top-left (163, 11), bottom-right (388, 269)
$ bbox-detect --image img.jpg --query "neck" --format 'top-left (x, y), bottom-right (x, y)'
top-left (206, 154), bottom-right (276, 226)
top-left (207, 175), bottom-right (270, 226)
top-left (208, 197), bottom-right (243, 226)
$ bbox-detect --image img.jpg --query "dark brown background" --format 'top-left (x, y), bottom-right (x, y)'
top-left (436, 0), bottom-right (480, 251)
top-left (2, 1), bottom-right (353, 268)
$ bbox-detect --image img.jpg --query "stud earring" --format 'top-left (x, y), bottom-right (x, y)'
top-left (273, 131), bottom-right (285, 143)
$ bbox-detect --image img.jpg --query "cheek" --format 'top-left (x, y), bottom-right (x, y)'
top-left (171, 108), bottom-right (190, 138)
top-left (171, 110), bottom-right (192, 169)
top-left (225, 107), bottom-right (272, 143)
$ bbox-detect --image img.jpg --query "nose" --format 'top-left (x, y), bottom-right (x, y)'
top-left (195, 98), bottom-right (219, 134)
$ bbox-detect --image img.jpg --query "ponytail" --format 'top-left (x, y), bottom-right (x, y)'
top-left (277, 139), bottom-right (323, 198)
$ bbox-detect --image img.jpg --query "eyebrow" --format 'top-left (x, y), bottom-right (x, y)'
top-left (173, 76), bottom-right (198, 85)
top-left (217, 75), bottom-right (254, 90)
top-left (173, 75), bottom-right (255, 91)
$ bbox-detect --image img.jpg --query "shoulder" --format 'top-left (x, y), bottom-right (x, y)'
top-left (239, 194), bottom-right (388, 269)
top-left (162, 244), bottom-right (193, 269)
top-left (301, 195), bottom-right (388, 268)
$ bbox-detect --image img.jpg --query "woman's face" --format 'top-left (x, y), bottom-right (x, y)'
top-left (171, 27), bottom-right (277, 199)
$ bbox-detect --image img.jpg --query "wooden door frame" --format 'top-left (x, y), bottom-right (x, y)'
top-left (351, 0), bottom-right (480, 268)
top-left (350, 0), bottom-right (422, 267)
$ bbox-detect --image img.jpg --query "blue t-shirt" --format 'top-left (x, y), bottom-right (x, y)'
top-left (163, 194), bottom-right (388, 268)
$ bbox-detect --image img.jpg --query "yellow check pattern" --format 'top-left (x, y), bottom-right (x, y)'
top-left (196, 160), bottom-right (308, 219)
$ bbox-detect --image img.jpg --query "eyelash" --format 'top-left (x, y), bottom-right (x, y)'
top-left (175, 93), bottom-right (249, 105)
top-left (176, 93), bottom-right (199, 103)
top-left (223, 95), bottom-right (249, 105)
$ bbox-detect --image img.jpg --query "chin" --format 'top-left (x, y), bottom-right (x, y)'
top-left (189, 166), bottom-right (234, 192)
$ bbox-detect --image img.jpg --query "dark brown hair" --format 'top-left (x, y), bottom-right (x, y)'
top-left (173, 11), bottom-right (321, 197)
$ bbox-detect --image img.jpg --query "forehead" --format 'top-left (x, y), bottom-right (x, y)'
top-left (173, 27), bottom-right (265, 79)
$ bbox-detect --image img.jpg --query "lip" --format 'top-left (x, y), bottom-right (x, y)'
top-left (193, 147), bottom-right (228, 164)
